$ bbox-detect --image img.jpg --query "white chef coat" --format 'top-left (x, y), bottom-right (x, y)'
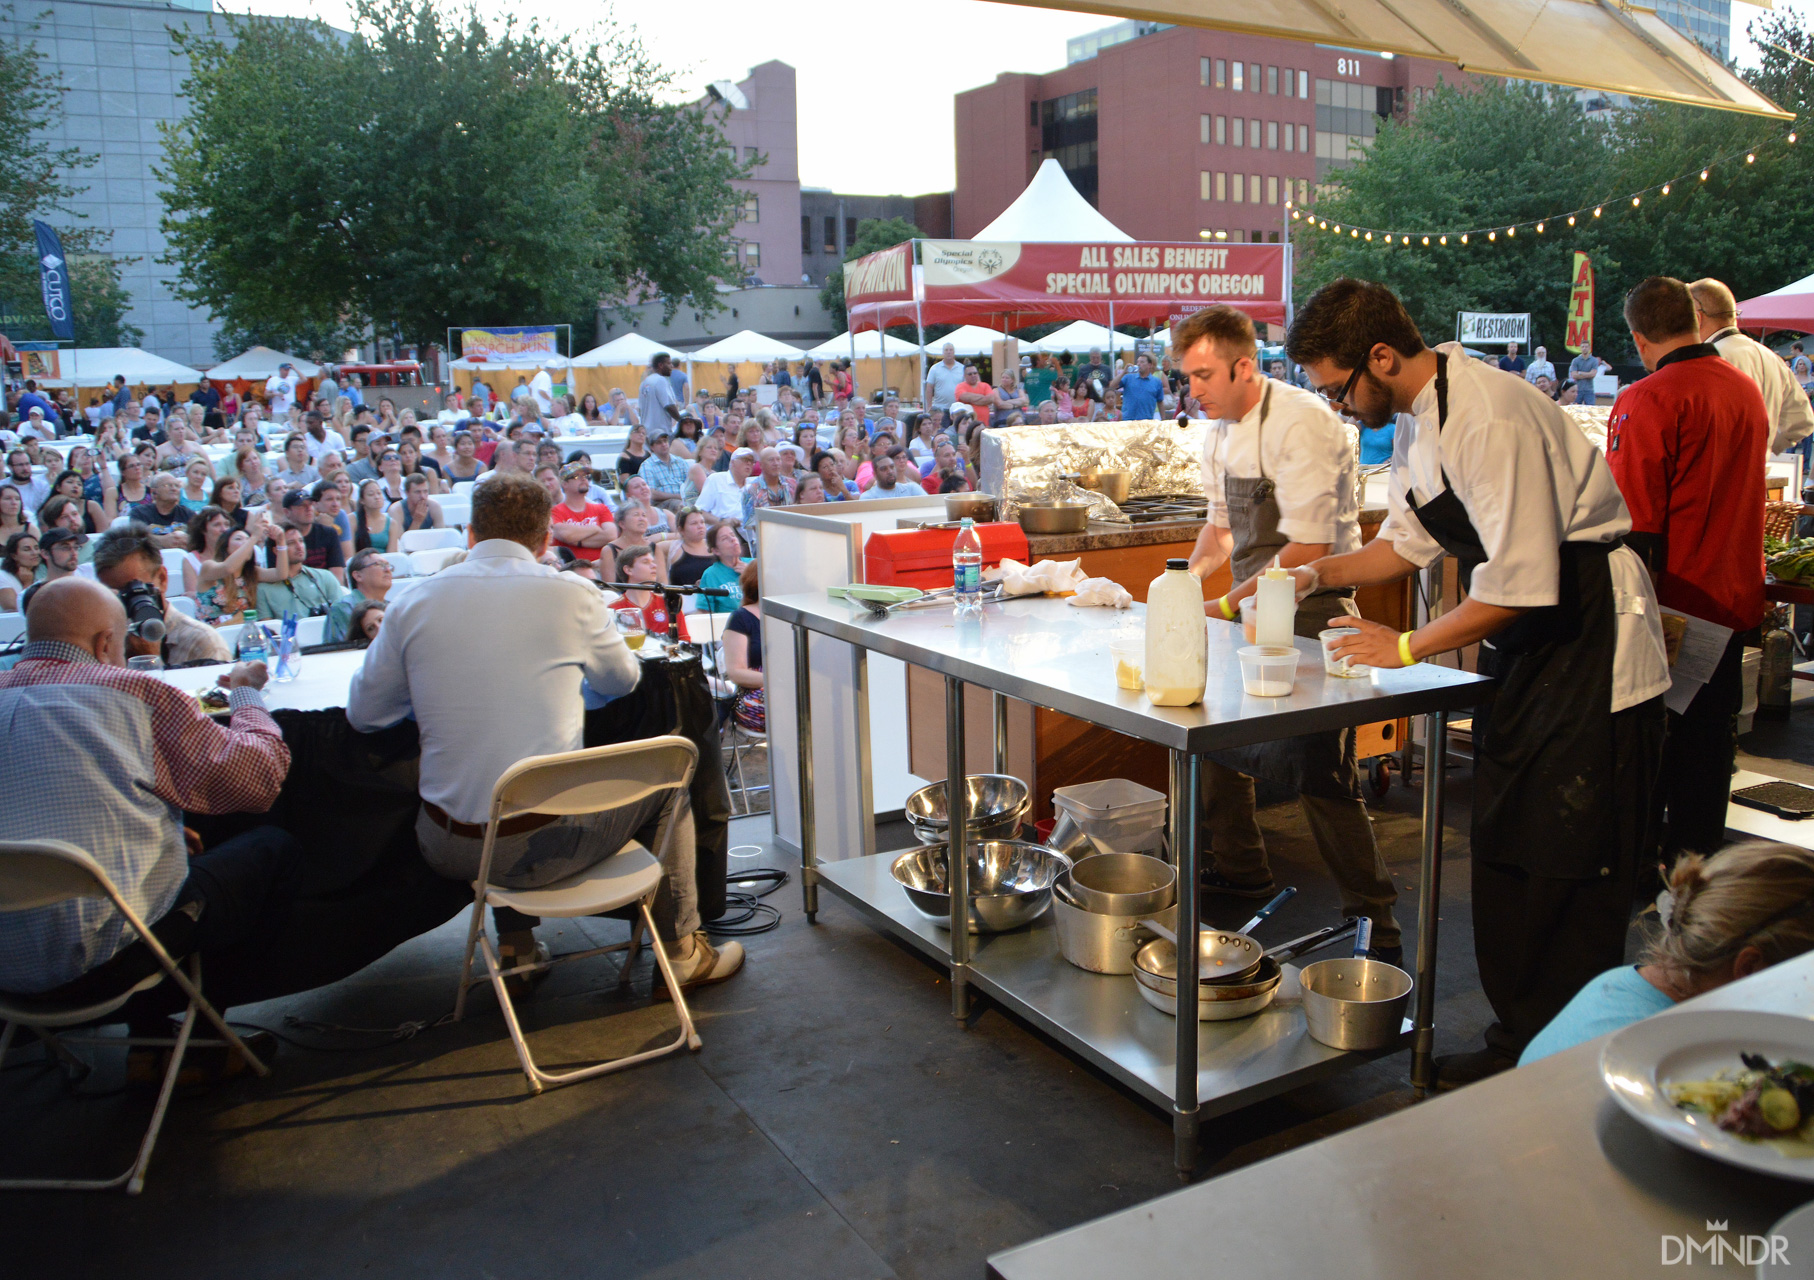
top-left (1708, 327), bottom-right (1814, 456)
top-left (1380, 344), bottom-right (1669, 713)
top-left (1199, 379), bottom-right (1362, 555)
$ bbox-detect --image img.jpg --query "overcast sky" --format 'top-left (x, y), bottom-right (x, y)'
top-left (238, 0), bottom-right (1799, 197)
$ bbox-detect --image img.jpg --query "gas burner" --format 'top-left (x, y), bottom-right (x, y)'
top-left (1118, 494), bottom-right (1210, 524)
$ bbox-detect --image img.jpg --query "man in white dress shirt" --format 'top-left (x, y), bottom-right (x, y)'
top-left (1285, 278), bottom-right (1668, 1089)
top-left (1179, 305), bottom-right (1400, 962)
top-left (1688, 277), bottom-right (1814, 458)
top-left (347, 471), bottom-right (743, 991)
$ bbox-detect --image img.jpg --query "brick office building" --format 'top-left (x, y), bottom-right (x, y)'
top-left (954, 27), bottom-right (1449, 245)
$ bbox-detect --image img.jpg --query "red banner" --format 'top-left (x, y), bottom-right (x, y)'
top-left (846, 239), bottom-right (1287, 332)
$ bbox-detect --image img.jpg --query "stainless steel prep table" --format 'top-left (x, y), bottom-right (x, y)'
top-left (987, 952), bottom-right (1814, 1279)
top-left (764, 591), bottom-right (1491, 1177)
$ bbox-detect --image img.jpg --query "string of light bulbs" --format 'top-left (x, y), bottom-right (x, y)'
top-left (1287, 124), bottom-right (1800, 246)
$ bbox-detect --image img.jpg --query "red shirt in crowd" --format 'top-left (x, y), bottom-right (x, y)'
top-left (612, 592), bottom-right (670, 637)
top-left (1605, 344), bottom-right (1767, 633)
top-left (551, 501), bottom-right (615, 562)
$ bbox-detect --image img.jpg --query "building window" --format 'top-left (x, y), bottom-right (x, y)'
top-left (1299, 123), bottom-right (1309, 152)
top-left (823, 216), bottom-right (836, 254)
top-left (1231, 173), bottom-right (1243, 203)
top-left (1267, 65), bottom-right (1278, 94)
top-left (1252, 228), bottom-right (1264, 242)
top-left (1200, 113), bottom-right (1211, 145)
top-left (1200, 56), bottom-right (1211, 87)
top-left (745, 146), bottom-right (760, 164)
top-left (1314, 78), bottom-right (1382, 180)
top-left (1249, 63), bottom-right (1260, 91)
top-left (1231, 61), bottom-right (1243, 91)
top-left (1216, 171), bottom-right (1227, 201)
top-left (801, 215), bottom-right (812, 254)
top-left (1030, 100), bottom-right (1040, 127)
top-left (1298, 69), bottom-right (1309, 98)
top-left (1230, 117), bottom-right (1242, 147)
top-left (1267, 121), bottom-right (1278, 149)
top-left (1200, 170), bottom-right (1211, 200)
top-left (1267, 175), bottom-right (1278, 204)
top-left (743, 195), bottom-right (760, 223)
top-left (845, 216), bottom-right (857, 247)
top-left (1266, 230), bottom-right (1278, 242)
top-left (1298, 178), bottom-right (1310, 205)
top-left (1251, 174), bottom-right (1261, 204)
top-left (1215, 114), bottom-right (1226, 144)
top-left (1283, 67), bottom-right (1294, 98)
top-left (1040, 88), bottom-right (1101, 205)
top-left (1250, 118), bottom-right (1260, 146)
top-left (1283, 124), bottom-right (1293, 152)
top-left (745, 242), bottom-right (761, 267)
top-left (1215, 58), bottom-right (1227, 88)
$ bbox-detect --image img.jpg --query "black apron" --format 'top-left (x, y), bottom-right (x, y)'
top-left (1405, 354), bottom-right (1627, 879)
top-left (1206, 383), bottom-right (1361, 800)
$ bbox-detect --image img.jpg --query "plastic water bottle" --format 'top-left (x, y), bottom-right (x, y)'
top-left (952, 518), bottom-right (983, 616)
top-left (235, 610), bottom-right (266, 665)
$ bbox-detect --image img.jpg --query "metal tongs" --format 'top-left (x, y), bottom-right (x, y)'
top-left (856, 583), bottom-right (1004, 618)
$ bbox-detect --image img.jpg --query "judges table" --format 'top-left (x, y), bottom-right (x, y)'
top-left (152, 647), bottom-right (366, 711)
top-left (987, 951), bottom-right (1814, 1280)
top-left (765, 591), bottom-right (1491, 1177)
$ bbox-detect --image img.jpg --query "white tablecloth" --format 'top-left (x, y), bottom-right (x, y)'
top-left (152, 647), bottom-right (366, 713)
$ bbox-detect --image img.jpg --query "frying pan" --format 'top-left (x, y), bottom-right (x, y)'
top-left (1141, 887), bottom-right (1296, 986)
top-left (1133, 918), bottom-right (1359, 1021)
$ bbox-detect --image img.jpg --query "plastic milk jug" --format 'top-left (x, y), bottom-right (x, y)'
top-left (1143, 558), bottom-right (1207, 706)
top-left (1254, 562), bottom-right (1297, 648)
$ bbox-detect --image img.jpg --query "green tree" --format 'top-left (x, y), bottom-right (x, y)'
top-left (0, 8), bottom-right (140, 347)
top-left (210, 317), bottom-right (365, 365)
top-left (159, 0), bottom-right (751, 358)
top-left (1296, 80), bottom-right (1611, 351)
top-left (820, 217), bottom-right (924, 330)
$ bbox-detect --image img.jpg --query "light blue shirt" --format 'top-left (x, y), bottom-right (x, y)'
top-left (347, 539), bottom-right (641, 824)
top-left (1519, 966), bottom-right (1674, 1065)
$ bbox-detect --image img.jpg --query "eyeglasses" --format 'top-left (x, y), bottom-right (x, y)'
top-left (1316, 364), bottom-right (1365, 412)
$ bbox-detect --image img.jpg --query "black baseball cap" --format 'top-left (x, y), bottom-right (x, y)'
top-left (282, 490), bottom-right (314, 509)
top-left (39, 527), bottom-right (80, 550)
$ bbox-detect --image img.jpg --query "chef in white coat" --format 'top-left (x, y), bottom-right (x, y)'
top-left (1179, 304), bottom-right (1401, 962)
top-left (1688, 277), bottom-right (1814, 457)
top-left (1284, 278), bottom-right (1669, 1090)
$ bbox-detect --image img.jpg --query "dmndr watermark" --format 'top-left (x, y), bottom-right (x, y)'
top-left (1660, 1220), bottom-right (1788, 1266)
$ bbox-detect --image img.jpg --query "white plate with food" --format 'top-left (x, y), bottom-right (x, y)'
top-left (1602, 1009), bottom-right (1814, 1182)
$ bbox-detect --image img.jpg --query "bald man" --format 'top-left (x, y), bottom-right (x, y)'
top-left (1690, 277), bottom-right (1814, 458)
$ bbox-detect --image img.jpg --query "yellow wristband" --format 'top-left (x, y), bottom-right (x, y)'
top-left (1398, 631), bottom-right (1418, 666)
top-left (1217, 595), bottom-right (1236, 620)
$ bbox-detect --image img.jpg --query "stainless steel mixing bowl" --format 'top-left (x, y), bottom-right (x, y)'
top-left (904, 774), bottom-right (1031, 844)
top-left (890, 840), bottom-right (1069, 933)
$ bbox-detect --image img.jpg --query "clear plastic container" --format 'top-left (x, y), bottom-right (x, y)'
top-left (1052, 778), bottom-right (1168, 855)
top-left (1239, 595), bottom-right (1257, 645)
top-left (1319, 627), bottom-right (1368, 678)
top-left (1238, 644), bottom-right (1299, 697)
top-left (1109, 633), bottom-right (1143, 691)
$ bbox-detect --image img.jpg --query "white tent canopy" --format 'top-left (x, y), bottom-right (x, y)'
top-left (691, 329), bottom-right (805, 362)
top-left (449, 354), bottom-right (565, 371)
top-left (807, 330), bottom-right (922, 359)
top-left (975, 160), bottom-right (1134, 243)
top-left (1028, 321), bottom-right (1145, 355)
top-left (204, 346), bottom-right (322, 381)
top-left (36, 347), bottom-right (207, 388)
top-left (923, 325), bottom-right (1006, 358)
top-left (571, 332), bottom-right (687, 367)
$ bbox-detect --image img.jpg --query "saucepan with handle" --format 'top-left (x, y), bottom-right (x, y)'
top-left (1299, 916), bottom-right (1414, 1050)
top-left (1132, 917), bottom-right (1358, 1021)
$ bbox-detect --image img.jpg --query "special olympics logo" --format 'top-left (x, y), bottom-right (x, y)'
top-left (977, 250), bottom-right (1003, 274)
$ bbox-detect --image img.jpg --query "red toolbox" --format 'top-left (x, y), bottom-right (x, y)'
top-left (863, 522), bottom-right (1028, 591)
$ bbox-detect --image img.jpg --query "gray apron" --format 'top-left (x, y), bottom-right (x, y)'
top-left (1207, 384), bottom-right (1361, 799)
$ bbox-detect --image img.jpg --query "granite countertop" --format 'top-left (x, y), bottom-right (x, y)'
top-left (1024, 506), bottom-right (1389, 557)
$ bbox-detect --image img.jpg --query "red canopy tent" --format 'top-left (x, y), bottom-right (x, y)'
top-left (845, 160), bottom-right (1290, 340)
top-left (1737, 271), bottom-right (1814, 336)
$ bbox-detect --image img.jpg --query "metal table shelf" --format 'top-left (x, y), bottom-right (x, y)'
top-left (766, 590), bottom-right (1491, 1177)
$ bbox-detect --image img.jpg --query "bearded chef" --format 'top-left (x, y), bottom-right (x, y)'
top-left (1179, 304), bottom-right (1401, 965)
top-left (1284, 278), bottom-right (1669, 1090)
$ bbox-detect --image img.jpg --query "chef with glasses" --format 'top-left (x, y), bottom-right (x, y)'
top-left (1283, 277), bottom-right (1668, 1091)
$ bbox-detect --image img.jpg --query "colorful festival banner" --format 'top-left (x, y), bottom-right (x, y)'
top-left (459, 325), bottom-right (560, 362)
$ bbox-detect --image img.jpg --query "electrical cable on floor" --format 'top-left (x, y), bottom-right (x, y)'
top-left (706, 865), bottom-right (789, 937)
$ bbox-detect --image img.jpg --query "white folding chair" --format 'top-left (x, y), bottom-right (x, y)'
top-left (168, 595), bottom-right (197, 618)
top-left (452, 736), bottom-right (703, 1094)
top-left (379, 552), bottom-right (413, 577)
top-left (432, 499), bottom-right (470, 529)
top-left (293, 614), bottom-right (326, 647)
top-left (398, 528), bottom-right (464, 554)
top-left (0, 839), bottom-right (269, 1194)
top-left (158, 548), bottom-right (188, 584)
top-left (408, 548), bottom-right (462, 576)
top-left (450, 480), bottom-right (475, 498)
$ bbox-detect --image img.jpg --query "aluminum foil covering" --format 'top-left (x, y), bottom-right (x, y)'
top-left (979, 420), bottom-right (1209, 522)
top-left (1562, 403), bottom-right (1611, 453)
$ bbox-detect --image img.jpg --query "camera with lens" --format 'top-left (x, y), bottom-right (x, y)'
top-left (118, 580), bottom-right (167, 644)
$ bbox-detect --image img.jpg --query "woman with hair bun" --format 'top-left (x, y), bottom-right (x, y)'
top-left (1519, 842), bottom-right (1814, 1063)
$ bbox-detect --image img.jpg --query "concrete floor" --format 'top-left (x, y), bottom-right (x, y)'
top-left (3, 697), bottom-right (1810, 1279)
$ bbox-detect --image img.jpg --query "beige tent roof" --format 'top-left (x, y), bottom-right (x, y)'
top-left (1001, 0), bottom-right (1787, 119)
